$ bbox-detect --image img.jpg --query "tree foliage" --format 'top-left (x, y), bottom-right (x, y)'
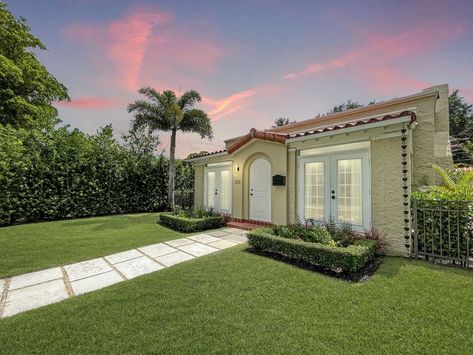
top-left (272, 117), bottom-right (293, 127)
top-left (449, 90), bottom-right (473, 139)
top-left (315, 99), bottom-right (375, 118)
top-left (128, 87), bottom-right (212, 209)
top-left (328, 99), bottom-right (364, 114)
top-left (0, 2), bottom-right (69, 129)
top-left (0, 124), bottom-right (175, 225)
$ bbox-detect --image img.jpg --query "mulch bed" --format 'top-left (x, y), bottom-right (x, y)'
top-left (246, 247), bottom-right (383, 282)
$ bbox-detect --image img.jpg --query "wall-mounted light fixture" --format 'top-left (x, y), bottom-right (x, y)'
top-left (235, 164), bottom-right (240, 174)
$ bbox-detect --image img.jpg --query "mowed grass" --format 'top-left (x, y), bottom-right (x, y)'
top-left (1, 247), bottom-right (472, 354)
top-left (0, 213), bottom-right (183, 278)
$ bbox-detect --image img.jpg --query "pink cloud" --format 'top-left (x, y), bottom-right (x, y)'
top-left (203, 89), bottom-right (257, 119)
top-left (202, 83), bottom-right (283, 121)
top-left (56, 97), bottom-right (120, 109)
top-left (107, 11), bottom-right (169, 91)
top-left (283, 21), bottom-right (464, 82)
top-left (461, 87), bottom-right (473, 102)
top-left (63, 8), bottom-right (223, 92)
top-left (363, 67), bottom-right (428, 93)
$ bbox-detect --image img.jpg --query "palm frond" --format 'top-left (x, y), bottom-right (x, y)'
top-left (137, 87), bottom-right (161, 103)
top-left (177, 90), bottom-right (201, 111)
top-left (127, 100), bottom-right (156, 114)
top-left (160, 90), bottom-right (178, 106)
top-left (457, 171), bottom-right (473, 186)
top-left (180, 109), bottom-right (213, 139)
top-left (128, 98), bottom-right (173, 132)
top-left (433, 164), bottom-right (456, 190)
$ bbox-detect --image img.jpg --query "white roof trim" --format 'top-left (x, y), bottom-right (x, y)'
top-left (186, 151), bottom-right (229, 162)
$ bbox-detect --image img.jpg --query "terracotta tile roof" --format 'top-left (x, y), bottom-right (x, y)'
top-left (227, 128), bottom-right (286, 154)
top-left (286, 110), bottom-right (416, 139)
top-left (189, 110), bottom-right (416, 160)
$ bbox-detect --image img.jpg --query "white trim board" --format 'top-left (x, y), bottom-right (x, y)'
top-left (286, 115), bottom-right (413, 143)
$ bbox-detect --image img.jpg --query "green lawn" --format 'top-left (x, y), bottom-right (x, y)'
top-left (1, 246), bottom-right (472, 354)
top-left (0, 213), bottom-right (183, 278)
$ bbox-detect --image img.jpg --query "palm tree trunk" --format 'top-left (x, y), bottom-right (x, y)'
top-left (168, 128), bottom-right (177, 210)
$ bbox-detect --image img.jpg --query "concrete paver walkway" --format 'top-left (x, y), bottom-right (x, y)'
top-left (0, 228), bottom-right (247, 318)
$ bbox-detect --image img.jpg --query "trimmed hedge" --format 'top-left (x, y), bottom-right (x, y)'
top-left (159, 213), bottom-right (223, 233)
top-left (247, 228), bottom-right (377, 274)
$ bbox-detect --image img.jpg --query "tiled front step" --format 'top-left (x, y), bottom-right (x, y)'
top-left (226, 222), bottom-right (262, 231)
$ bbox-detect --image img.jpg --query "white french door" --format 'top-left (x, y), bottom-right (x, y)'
top-left (204, 165), bottom-right (232, 214)
top-left (298, 151), bottom-right (370, 229)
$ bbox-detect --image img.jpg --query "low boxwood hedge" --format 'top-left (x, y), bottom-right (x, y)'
top-left (159, 213), bottom-right (224, 233)
top-left (247, 228), bottom-right (377, 274)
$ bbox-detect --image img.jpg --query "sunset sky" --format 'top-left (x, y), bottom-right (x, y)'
top-left (7, 0), bottom-right (473, 157)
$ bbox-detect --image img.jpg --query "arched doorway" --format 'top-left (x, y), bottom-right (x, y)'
top-left (249, 158), bottom-right (271, 221)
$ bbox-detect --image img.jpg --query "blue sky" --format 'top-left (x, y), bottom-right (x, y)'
top-left (6, 0), bottom-right (473, 157)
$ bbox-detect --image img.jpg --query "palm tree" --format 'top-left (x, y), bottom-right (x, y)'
top-left (128, 88), bottom-right (212, 209)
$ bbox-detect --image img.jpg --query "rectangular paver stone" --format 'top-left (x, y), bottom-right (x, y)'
top-left (220, 234), bottom-right (248, 244)
top-left (70, 271), bottom-right (123, 296)
top-left (188, 234), bottom-right (220, 244)
top-left (208, 239), bottom-right (238, 250)
top-left (177, 243), bottom-right (218, 257)
top-left (9, 267), bottom-right (63, 291)
top-left (64, 258), bottom-right (113, 282)
top-left (165, 238), bottom-right (194, 248)
top-left (221, 228), bottom-right (244, 234)
top-left (114, 257), bottom-right (163, 279)
top-left (232, 229), bottom-right (248, 236)
top-left (3, 279), bottom-right (69, 317)
top-left (138, 243), bottom-right (177, 258)
top-left (206, 230), bottom-right (230, 237)
top-left (105, 250), bottom-right (142, 265)
top-left (156, 251), bottom-right (195, 267)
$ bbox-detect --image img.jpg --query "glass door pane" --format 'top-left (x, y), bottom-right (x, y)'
top-left (219, 169), bottom-right (230, 211)
top-left (336, 159), bottom-right (362, 225)
top-left (207, 171), bottom-right (216, 209)
top-left (304, 162), bottom-right (325, 220)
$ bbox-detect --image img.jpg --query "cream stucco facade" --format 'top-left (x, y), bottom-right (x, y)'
top-left (189, 85), bottom-right (452, 255)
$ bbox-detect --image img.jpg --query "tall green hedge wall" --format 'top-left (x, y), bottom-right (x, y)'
top-left (0, 125), bottom-right (192, 226)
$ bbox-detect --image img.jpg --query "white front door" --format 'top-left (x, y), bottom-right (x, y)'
top-left (204, 165), bottom-right (232, 214)
top-left (249, 158), bottom-right (271, 221)
top-left (299, 151), bottom-right (370, 229)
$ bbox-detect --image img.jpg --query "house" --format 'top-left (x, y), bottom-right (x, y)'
top-left (188, 84), bottom-right (452, 255)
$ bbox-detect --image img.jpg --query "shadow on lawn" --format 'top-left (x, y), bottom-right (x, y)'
top-left (59, 213), bottom-right (156, 232)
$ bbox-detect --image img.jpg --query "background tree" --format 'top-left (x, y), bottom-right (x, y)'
top-left (314, 99), bottom-right (374, 118)
top-left (449, 90), bottom-right (473, 138)
top-left (272, 117), bottom-right (291, 127)
top-left (122, 126), bottom-right (160, 156)
top-left (128, 88), bottom-right (212, 209)
top-left (448, 90), bottom-right (473, 164)
top-left (0, 2), bottom-right (69, 129)
top-left (328, 99), bottom-right (364, 113)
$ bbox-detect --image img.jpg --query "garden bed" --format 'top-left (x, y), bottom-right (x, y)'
top-left (159, 210), bottom-right (224, 232)
top-left (247, 222), bottom-right (379, 276)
